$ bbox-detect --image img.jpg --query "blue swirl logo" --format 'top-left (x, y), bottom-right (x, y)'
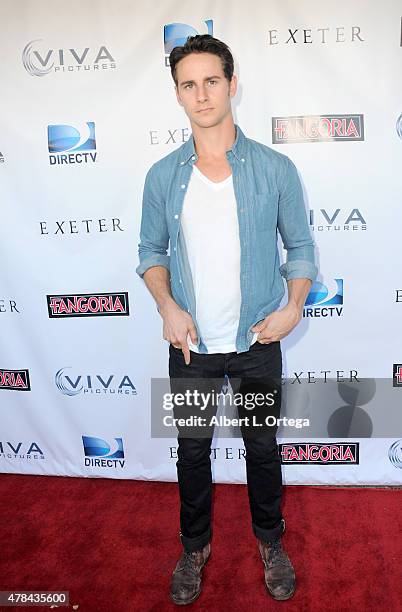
top-left (82, 436), bottom-right (124, 458)
top-left (164, 20), bottom-right (213, 55)
top-left (305, 279), bottom-right (343, 306)
top-left (48, 122), bottom-right (96, 154)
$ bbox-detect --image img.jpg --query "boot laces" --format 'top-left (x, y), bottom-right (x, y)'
top-left (182, 550), bottom-right (202, 573)
top-left (268, 539), bottom-right (289, 566)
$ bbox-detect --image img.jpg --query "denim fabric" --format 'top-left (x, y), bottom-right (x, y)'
top-left (136, 124), bottom-right (317, 354)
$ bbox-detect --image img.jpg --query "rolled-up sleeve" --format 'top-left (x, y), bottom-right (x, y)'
top-left (135, 163), bottom-right (170, 279)
top-left (277, 156), bottom-right (318, 282)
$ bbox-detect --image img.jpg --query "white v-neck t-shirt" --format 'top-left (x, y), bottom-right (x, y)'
top-left (180, 163), bottom-right (259, 353)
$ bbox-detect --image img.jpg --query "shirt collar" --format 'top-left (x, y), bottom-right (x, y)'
top-left (178, 123), bottom-right (247, 165)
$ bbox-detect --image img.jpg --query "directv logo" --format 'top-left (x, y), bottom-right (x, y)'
top-left (47, 122), bottom-right (97, 165)
top-left (164, 20), bottom-right (213, 66)
top-left (82, 436), bottom-right (125, 468)
top-left (303, 279), bottom-right (344, 318)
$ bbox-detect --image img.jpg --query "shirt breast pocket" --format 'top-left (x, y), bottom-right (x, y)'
top-left (252, 192), bottom-right (279, 231)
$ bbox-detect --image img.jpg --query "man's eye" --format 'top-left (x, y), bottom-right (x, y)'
top-left (208, 80), bottom-right (216, 85)
top-left (184, 83), bottom-right (193, 89)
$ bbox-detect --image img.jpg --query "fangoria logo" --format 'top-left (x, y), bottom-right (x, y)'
top-left (272, 114), bottom-right (364, 143)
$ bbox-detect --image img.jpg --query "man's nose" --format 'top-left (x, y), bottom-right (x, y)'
top-left (196, 85), bottom-right (208, 102)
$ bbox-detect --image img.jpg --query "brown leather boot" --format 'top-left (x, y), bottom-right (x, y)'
top-left (258, 537), bottom-right (296, 601)
top-left (170, 542), bottom-right (211, 605)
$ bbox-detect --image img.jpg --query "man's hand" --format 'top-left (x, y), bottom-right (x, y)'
top-left (251, 303), bottom-right (302, 344)
top-left (160, 300), bottom-right (198, 365)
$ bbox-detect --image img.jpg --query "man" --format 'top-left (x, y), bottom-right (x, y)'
top-left (136, 34), bottom-right (317, 604)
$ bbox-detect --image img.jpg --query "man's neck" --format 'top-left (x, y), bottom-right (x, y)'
top-left (191, 115), bottom-right (236, 160)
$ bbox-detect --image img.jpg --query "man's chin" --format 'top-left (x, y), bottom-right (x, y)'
top-left (191, 115), bottom-right (221, 129)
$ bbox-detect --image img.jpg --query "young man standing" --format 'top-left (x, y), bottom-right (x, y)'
top-left (136, 35), bottom-right (317, 604)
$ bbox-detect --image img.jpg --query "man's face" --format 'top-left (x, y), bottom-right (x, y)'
top-left (174, 52), bottom-right (237, 129)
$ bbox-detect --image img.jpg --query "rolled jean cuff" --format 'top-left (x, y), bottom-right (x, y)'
top-left (180, 527), bottom-right (212, 552)
top-left (252, 517), bottom-right (285, 543)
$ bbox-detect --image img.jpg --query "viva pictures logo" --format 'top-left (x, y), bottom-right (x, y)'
top-left (22, 40), bottom-right (116, 76)
top-left (82, 436), bottom-right (125, 469)
top-left (309, 208), bottom-right (367, 233)
top-left (303, 278), bottom-right (343, 318)
top-left (55, 368), bottom-right (137, 397)
top-left (0, 441), bottom-right (45, 461)
top-left (164, 20), bottom-right (213, 65)
top-left (48, 122), bottom-right (97, 165)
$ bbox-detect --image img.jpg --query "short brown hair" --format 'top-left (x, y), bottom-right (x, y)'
top-left (169, 34), bottom-right (234, 86)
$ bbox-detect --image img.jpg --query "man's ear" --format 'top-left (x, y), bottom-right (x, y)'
top-left (229, 74), bottom-right (238, 98)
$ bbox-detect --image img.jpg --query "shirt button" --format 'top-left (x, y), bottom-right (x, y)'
top-left (181, 184), bottom-right (186, 189)
top-left (241, 158), bottom-right (245, 162)
top-left (179, 279), bottom-right (182, 284)
top-left (173, 247), bottom-right (176, 251)
top-left (174, 214), bottom-right (179, 219)
top-left (191, 155), bottom-right (195, 160)
top-left (180, 161), bottom-right (185, 165)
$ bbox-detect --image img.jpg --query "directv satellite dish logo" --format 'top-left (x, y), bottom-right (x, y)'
top-left (388, 440), bottom-right (402, 468)
top-left (164, 20), bottom-right (213, 65)
top-left (47, 122), bottom-right (97, 165)
top-left (82, 436), bottom-right (125, 468)
top-left (303, 279), bottom-right (344, 318)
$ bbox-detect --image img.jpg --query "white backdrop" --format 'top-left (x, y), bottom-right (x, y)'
top-left (1, 0), bottom-right (401, 485)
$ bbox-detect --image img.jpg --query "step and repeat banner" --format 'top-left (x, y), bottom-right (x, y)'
top-left (1, 0), bottom-right (401, 485)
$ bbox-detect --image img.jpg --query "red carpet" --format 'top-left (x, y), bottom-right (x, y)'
top-left (0, 475), bottom-right (400, 611)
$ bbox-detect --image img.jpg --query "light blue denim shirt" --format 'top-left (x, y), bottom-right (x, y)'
top-left (136, 124), bottom-right (317, 354)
